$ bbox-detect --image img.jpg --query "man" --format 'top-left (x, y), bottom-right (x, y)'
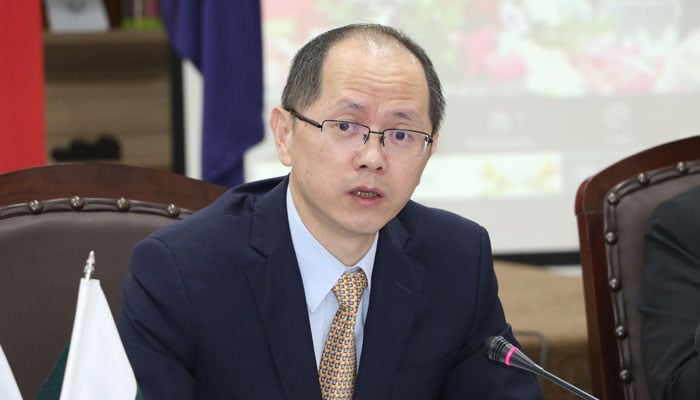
top-left (118, 23), bottom-right (543, 399)
top-left (640, 185), bottom-right (700, 399)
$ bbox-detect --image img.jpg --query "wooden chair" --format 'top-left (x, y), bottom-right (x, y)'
top-left (0, 162), bottom-right (226, 398)
top-left (575, 135), bottom-right (700, 400)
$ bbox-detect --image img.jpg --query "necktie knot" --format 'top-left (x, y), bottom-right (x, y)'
top-left (332, 270), bottom-right (368, 311)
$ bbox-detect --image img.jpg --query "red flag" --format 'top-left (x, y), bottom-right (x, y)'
top-left (0, 3), bottom-right (46, 173)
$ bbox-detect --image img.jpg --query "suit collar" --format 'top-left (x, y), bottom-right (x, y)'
top-left (249, 176), bottom-right (290, 257)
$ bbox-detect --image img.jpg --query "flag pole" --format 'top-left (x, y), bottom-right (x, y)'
top-left (82, 250), bottom-right (95, 280)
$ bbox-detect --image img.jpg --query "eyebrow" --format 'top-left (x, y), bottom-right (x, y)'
top-left (333, 98), bottom-right (419, 122)
top-left (334, 99), bottom-right (364, 112)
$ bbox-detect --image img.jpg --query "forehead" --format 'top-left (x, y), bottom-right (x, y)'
top-left (316, 35), bottom-right (430, 115)
top-left (323, 34), bottom-right (424, 80)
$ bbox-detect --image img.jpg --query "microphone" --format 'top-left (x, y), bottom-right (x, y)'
top-left (485, 335), bottom-right (598, 400)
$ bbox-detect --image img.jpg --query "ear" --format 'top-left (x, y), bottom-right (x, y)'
top-left (428, 132), bottom-right (439, 158)
top-left (270, 107), bottom-right (294, 166)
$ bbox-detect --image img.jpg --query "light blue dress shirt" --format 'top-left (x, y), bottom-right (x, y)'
top-left (286, 187), bottom-right (376, 370)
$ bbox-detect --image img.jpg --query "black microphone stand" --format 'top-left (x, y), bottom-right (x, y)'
top-left (485, 336), bottom-right (598, 400)
top-left (526, 362), bottom-right (598, 400)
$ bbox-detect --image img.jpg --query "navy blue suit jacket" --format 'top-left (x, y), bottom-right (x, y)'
top-left (118, 176), bottom-right (543, 399)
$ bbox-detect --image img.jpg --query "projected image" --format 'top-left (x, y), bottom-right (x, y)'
top-left (264, 0), bottom-right (700, 97)
top-left (453, 0), bottom-right (700, 96)
top-left (416, 153), bottom-right (562, 199)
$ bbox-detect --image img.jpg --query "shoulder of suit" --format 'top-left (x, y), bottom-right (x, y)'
top-left (197, 176), bottom-right (286, 217)
top-left (149, 176), bottom-right (287, 238)
top-left (398, 200), bottom-right (486, 236)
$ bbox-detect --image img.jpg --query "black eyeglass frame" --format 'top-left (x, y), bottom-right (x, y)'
top-left (285, 107), bottom-right (434, 156)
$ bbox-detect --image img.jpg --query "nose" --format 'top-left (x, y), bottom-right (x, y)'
top-left (353, 132), bottom-right (386, 171)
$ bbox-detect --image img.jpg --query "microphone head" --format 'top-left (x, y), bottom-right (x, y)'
top-left (484, 335), bottom-right (514, 364)
top-left (484, 335), bottom-right (541, 374)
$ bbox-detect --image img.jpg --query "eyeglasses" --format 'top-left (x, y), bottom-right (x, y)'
top-left (286, 108), bottom-right (434, 159)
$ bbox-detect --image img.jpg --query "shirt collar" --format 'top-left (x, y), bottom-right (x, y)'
top-left (286, 186), bottom-right (376, 313)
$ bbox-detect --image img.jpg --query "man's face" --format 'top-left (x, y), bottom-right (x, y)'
top-left (272, 36), bottom-right (439, 248)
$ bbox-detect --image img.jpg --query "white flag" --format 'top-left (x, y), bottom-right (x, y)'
top-left (59, 277), bottom-right (138, 400)
top-left (0, 343), bottom-right (22, 400)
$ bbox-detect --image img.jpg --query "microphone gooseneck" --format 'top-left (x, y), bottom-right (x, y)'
top-left (484, 335), bottom-right (599, 400)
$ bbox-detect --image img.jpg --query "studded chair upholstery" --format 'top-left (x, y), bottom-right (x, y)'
top-left (575, 135), bottom-right (700, 400)
top-left (0, 162), bottom-right (226, 398)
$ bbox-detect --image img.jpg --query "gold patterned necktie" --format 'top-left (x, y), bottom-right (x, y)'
top-left (318, 270), bottom-right (368, 400)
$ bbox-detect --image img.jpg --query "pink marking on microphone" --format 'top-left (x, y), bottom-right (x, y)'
top-left (504, 346), bottom-right (518, 366)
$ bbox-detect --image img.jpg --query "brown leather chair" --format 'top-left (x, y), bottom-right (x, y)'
top-left (575, 135), bottom-right (700, 400)
top-left (0, 162), bottom-right (226, 398)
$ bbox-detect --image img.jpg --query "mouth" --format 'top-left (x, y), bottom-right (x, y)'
top-left (353, 190), bottom-right (381, 198)
top-left (350, 185), bottom-right (384, 200)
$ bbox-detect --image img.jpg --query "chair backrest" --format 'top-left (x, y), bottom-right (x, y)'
top-left (0, 162), bottom-right (226, 398)
top-left (575, 135), bottom-right (700, 400)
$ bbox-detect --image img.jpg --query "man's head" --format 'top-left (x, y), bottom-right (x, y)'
top-left (270, 23), bottom-right (444, 264)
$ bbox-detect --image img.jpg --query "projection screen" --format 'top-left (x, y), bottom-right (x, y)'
top-left (243, 0), bottom-right (700, 254)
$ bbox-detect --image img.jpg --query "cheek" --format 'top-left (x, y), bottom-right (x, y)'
top-left (294, 170), bottom-right (340, 214)
top-left (395, 164), bottom-right (428, 194)
top-left (285, 134), bottom-right (315, 167)
top-left (295, 154), bottom-right (336, 190)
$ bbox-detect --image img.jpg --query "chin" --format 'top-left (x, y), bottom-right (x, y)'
top-left (344, 216), bottom-right (392, 236)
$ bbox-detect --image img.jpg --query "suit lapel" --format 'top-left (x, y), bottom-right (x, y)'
top-left (354, 221), bottom-right (426, 400)
top-left (245, 178), bottom-right (322, 399)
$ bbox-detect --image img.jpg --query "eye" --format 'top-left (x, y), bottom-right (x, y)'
top-left (328, 121), bottom-right (363, 138)
top-left (389, 130), bottom-right (417, 143)
top-left (393, 130), bottom-right (408, 141)
top-left (337, 121), bottom-right (352, 132)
